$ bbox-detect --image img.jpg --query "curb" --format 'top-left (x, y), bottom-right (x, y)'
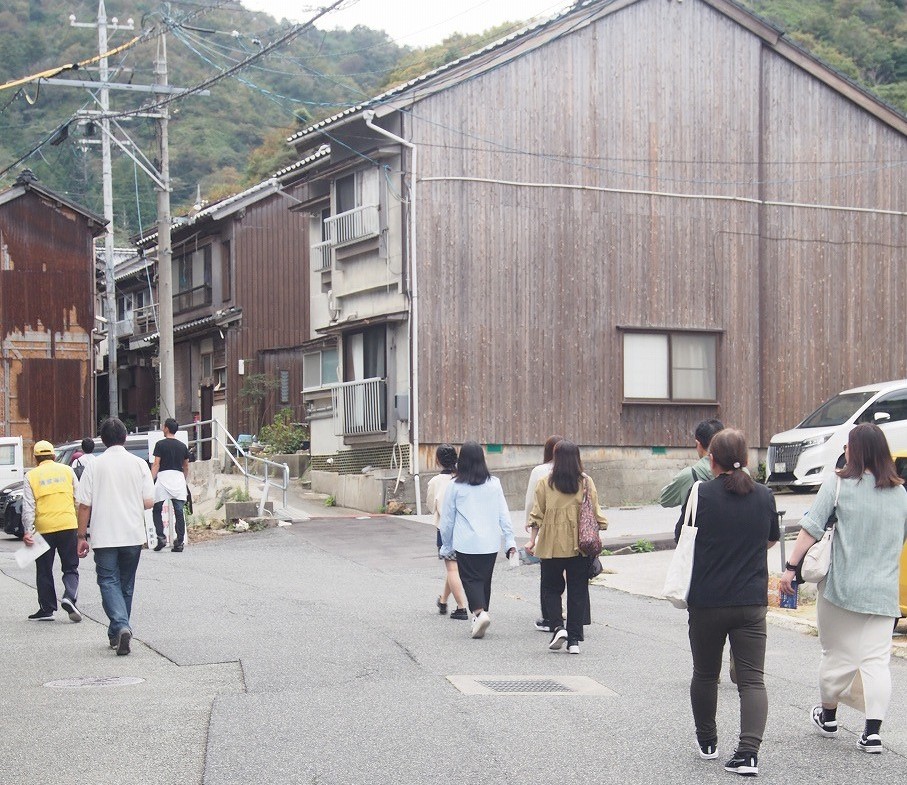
top-left (601, 522), bottom-right (803, 555)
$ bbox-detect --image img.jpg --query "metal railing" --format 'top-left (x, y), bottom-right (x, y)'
top-left (330, 377), bottom-right (387, 436)
top-left (181, 418), bottom-right (290, 511)
top-left (311, 238), bottom-right (332, 272)
top-left (325, 204), bottom-right (379, 247)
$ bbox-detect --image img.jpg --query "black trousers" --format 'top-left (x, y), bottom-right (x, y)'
top-left (540, 555), bottom-right (591, 640)
top-left (152, 499), bottom-right (186, 543)
top-left (455, 551), bottom-right (498, 613)
top-left (35, 529), bottom-right (80, 612)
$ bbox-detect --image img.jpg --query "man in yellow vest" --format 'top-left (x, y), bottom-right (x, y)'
top-left (22, 440), bottom-right (81, 622)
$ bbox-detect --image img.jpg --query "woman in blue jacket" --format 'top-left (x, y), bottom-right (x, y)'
top-left (439, 441), bottom-right (516, 639)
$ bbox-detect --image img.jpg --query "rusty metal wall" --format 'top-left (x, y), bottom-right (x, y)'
top-left (0, 190), bottom-right (95, 447)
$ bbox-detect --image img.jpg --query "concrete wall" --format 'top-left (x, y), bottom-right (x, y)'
top-left (311, 469), bottom-right (385, 513)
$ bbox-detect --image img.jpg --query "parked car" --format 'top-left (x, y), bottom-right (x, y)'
top-left (1, 435), bottom-right (153, 539)
top-left (766, 379), bottom-right (907, 491)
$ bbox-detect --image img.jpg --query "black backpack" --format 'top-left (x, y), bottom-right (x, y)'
top-left (74, 461), bottom-right (85, 480)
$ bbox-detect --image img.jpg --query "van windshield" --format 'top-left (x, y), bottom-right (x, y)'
top-left (798, 391), bottom-right (876, 428)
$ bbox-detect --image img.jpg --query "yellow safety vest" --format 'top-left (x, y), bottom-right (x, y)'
top-left (27, 460), bottom-right (77, 534)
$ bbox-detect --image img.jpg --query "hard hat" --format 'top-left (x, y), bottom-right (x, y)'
top-left (33, 440), bottom-right (55, 457)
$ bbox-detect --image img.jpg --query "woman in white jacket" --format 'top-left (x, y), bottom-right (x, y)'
top-left (426, 444), bottom-right (468, 620)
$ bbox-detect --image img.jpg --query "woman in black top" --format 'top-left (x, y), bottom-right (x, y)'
top-left (674, 429), bottom-right (779, 777)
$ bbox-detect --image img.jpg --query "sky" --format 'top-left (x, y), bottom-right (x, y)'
top-left (241, 0), bottom-right (572, 47)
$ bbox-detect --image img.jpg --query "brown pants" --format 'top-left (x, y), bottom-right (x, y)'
top-left (687, 605), bottom-right (768, 754)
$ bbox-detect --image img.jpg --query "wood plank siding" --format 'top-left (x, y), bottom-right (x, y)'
top-left (404, 0), bottom-right (907, 448)
top-left (226, 188), bottom-right (310, 435)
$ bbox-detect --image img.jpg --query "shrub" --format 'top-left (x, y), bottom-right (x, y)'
top-left (259, 408), bottom-right (308, 454)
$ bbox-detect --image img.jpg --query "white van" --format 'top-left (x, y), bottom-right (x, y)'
top-left (766, 379), bottom-right (907, 491)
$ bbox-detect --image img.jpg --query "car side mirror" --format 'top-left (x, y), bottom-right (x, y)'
top-left (874, 411), bottom-right (891, 423)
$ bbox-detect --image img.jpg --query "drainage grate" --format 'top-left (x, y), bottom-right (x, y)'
top-left (478, 679), bottom-right (574, 693)
top-left (447, 675), bottom-right (617, 696)
top-left (45, 676), bottom-right (145, 689)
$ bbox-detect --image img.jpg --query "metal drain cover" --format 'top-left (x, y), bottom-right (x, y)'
top-left (447, 675), bottom-right (616, 696)
top-left (479, 679), bottom-right (573, 693)
top-left (45, 676), bottom-right (145, 689)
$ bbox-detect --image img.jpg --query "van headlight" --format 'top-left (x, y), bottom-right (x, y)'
top-left (801, 434), bottom-right (832, 449)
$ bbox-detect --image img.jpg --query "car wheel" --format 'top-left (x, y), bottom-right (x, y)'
top-left (6, 509), bottom-right (23, 539)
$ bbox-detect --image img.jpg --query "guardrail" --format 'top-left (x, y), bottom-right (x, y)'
top-left (181, 418), bottom-right (289, 512)
top-left (329, 377), bottom-right (387, 435)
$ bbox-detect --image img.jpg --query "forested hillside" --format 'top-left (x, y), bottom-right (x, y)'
top-left (1, 0), bottom-right (905, 241)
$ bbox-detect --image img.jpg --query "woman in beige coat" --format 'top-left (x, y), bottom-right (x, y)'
top-left (526, 441), bottom-right (607, 653)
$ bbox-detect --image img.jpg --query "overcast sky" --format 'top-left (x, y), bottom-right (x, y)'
top-left (241, 0), bottom-right (572, 46)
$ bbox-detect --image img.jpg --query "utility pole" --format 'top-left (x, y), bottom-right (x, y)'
top-left (154, 33), bottom-right (175, 421)
top-left (70, 0), bottom-right (133, 420)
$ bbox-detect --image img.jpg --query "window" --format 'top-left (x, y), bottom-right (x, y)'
top-left (279, 370), bottom-right (290, 404)
top-left (623, 331), bottom-right (717, 402)
top-left (214, 368), bottom-right (227, 391)
top-left (172, 246), bottom-right (213, 312)
top-left (303, 348), bottom-right (339, 390)
top-left (336, 173), bottom-right (358, 215)
top-left (221, 240), bottom-right (232, 302)
top-left (859, 389), bottom-right (907, 425)
top-left (201, 353), bottom-right (213, 378)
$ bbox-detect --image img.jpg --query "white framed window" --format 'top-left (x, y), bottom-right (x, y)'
top-left (623, 331), bottom-right (718, 402)
top-left (302, 348), bottom-right (339, 390)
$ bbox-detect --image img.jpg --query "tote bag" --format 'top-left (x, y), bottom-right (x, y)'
top-left (801, 477), bottom-right (840, 584)
top-left (578, 479), bottom-right (603, 558)
top-left (663, 481), bottom-right (702, 609)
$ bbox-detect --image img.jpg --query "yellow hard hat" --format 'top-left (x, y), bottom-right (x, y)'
top-left (33, 440), bottom-right (55, 458)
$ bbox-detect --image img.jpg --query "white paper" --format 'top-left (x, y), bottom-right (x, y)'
top-left (15, 532), bottom-right (50, 569)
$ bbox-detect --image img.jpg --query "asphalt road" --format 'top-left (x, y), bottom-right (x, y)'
top-left (1, 512), bottom-right (905, 784)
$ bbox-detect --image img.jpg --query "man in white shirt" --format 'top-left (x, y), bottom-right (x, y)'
top-left (76, 418), bottom-right (154, 656)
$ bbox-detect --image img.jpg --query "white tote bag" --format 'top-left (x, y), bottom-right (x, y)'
top-left (663, 481), bottom-right (701, 609)
top-left (801, 478), bottom-right (840, 584)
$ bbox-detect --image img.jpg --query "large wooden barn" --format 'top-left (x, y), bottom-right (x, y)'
top-left (288, 0), bottom-right (907, 505)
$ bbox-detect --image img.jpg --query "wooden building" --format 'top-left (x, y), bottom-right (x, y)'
top-left (0, 170), bottom-right (105, 455)
top-left (287, 0), bottom-right (907, 504)
top-left (134, 179), bottom-right (310, 447)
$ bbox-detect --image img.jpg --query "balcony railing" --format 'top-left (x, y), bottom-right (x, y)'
top-left (311, 239), bottom-right (332, 272)
top-left (133, 303), bottom-right (158, 335)
top-left (174, 283), bottom-right (212, 314)
top-left (330, 377), bottom-right (387, 436)
top-left (325, 204), bottom-right (379, 248)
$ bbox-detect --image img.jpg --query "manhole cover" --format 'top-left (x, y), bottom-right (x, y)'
top-left (447, 675), bottom-right (617, 696)
top-left (478, 679), bottom-right (573, 693)
top-left (44, 676), bottom-right (145, 689)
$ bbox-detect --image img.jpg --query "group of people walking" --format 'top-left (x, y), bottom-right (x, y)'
top-left (432, 421), bottom-right (907, 777)
top-left (20, 417), bottom-right (191, 656)
top-left (431, 436), bottom-right (607, 651)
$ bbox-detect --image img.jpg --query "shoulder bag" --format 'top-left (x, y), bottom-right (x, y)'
top-left (577, 478), bottom-right (603, 558)
top-left (800, 477), bottom-right (841, 584)
top-left (663, 481), bottom-right (702, 609)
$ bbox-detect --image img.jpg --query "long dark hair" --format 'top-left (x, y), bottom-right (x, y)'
top-left (542, 434), bottom-right (565, 464)
top-left (455, 441), bottom-right (491, 486)
top-left (708, 429), bottom-right (755, 496)
top-left (549, 440), bottom-right (583, 495)
top-left (839, 423), bottom-right (903, 488)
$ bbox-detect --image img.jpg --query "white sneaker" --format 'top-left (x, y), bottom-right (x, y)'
top-left (471, 611), bottom-right (490, 639)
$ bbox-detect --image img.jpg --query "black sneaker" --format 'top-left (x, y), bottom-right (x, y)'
top-left (60, 598), bottom-right (82, 623)
top-left (548, 626), bottom-right (568, 650)
top-left (811, 705), bottom-right (837, 737)
top-left (27, 609), bottom-right (54, 621)
top-left (724, 751), bottom-right (758, 776)
top-left (436, 597), bottom-right (448, 615)
top-left (535, 618), bottom-right (552, 632)
top-left (116, 628), bottom-right (132, 656)
top-left (697, 739), bottom-right (719, 760)
top-left (858, 734), bottom-right (883, 754)
top-left (566, 640), bottom-right (580, 654)
top-left (153, 539), bottom-right (166, 552)
top-left (450, 608), bottom-right (468, 620)
top-left (171, 542), bottom-right (184, 552)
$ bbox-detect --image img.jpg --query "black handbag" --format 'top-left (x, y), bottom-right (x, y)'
top-left (589, 556), bottom-right (603, 579)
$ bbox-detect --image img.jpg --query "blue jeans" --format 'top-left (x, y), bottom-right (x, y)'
top-left (93, 546), bottom-right (142, 639)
